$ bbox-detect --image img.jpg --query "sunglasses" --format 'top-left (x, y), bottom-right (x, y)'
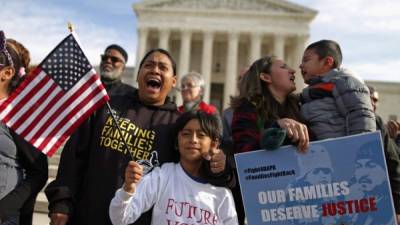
top-left (101, 54), bottom-right (125, 64)
top-left (312, 168), bottom-right (332, 175)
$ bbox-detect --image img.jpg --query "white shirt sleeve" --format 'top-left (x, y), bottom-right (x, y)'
top-left (109, 167), bottom-right (163, 225)
top-left (219, 190), bottom-right (239, 225)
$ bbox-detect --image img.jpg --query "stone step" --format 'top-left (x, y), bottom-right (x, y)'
top-left (40, 177), bottom-right (55, 191)
top-left (34, 178), bottom-right (55, 214)
top-left (49, 153), bottom-right (60, 166)
top-left (33, 212), bottom-right (50, 225)
top-left (49, 164), bottom-right (59, 178)
top-left (34, 143), bottom-right (64, 215)
top-left (34, 192), bottom-right (48, 213)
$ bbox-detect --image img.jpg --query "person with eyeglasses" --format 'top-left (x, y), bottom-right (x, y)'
top-left (178, 71), bottom-right (217, 115)
top-left (0, 31), bottom-right (48, 225)
top-left (45, 48), bottom-right (231, 225)
top-left (99, 44), bottom-right (135, 96)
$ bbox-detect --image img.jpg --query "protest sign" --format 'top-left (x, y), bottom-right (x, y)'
top-left (235, 132), bottom-right (396, 225)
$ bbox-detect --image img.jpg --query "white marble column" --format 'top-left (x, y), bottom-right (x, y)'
top-left (273, 34), bottom-right (285, 60)
top-left (201, 31), bottom-right (214, 104)
top-left (249, 32), bottom-right (262, 64)
top-left (133, 27), bottom-right (149, 87)
top-left (223, 32), bottom-right (239, 109)
top-left (176, 29), bottom-right (192, 106)
top-left (178, 29), bottom-right (192, 76)
top-left (293, 35), bottom-right (309, 91)
top-left (158, 29), bottom-right (170, 51)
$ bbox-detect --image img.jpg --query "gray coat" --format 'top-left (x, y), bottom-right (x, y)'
top-left (301, 68), bottom-right (376, 140)
top-left (0, 123), bottom-right (21, 200)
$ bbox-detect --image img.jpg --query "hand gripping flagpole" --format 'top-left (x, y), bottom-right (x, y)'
top-left (66, 22), bottom-right (135, 160)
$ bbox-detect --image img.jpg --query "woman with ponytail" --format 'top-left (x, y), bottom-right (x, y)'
top-left (0, 31), bottom-right (48, 225)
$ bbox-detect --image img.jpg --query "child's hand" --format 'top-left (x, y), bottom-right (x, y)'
top-left (203, 144), bottom-right (226, 174)
top-left (123, 161), bottom-right (143, 194)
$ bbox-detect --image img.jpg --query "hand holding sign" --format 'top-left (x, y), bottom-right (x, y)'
top-left (277, 118), bottom-right (309, 152)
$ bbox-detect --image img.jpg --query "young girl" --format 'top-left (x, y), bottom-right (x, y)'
top-left (109, 111), bottom-right (238, 225)
top-left (0, 31), bottom-right (48, 225)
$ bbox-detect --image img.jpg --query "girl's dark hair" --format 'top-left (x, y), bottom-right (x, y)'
top-left (173, 111), bottom-right (223, 178)
top-left (137, 48), bottom-right (176, 75)
top-left (174, 111), bottom-right (222, 142)
top-left (231, 55), bottom-right (302, 122)
top-left (1, 39), bottom-right (30, 93)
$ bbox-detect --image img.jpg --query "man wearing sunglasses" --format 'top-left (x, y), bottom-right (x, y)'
top-left (99, 44), bottom-right (135, 96)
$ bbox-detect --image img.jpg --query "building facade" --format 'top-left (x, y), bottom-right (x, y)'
top-left (133, 0), bottom-right (317, 110)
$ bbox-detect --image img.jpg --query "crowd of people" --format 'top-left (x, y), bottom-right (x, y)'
top-left (1, 29), bottom-right (400, 225)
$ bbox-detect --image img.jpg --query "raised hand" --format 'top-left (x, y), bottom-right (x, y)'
top-left (202, 141), bottom-right (226, 174)
top-left (123, 161), bottom-right (143, 194)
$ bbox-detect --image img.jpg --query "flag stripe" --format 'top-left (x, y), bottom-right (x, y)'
top-left (0, 33), bottom-right (109, 157)
top-left (0, 70), bottom-right (44, 121)
top-left (34, 76), bottom-right (103, 147)
top-left (43, 92), bottom-right (108, 156)
top-left (8, 78), bottom-right (56, 130)
top-left (0, 67), bottom-right (41, 114)
top-left (18, 84), bottom-right (64, 137)
top-left (39, 84), bottom-right (106, 153)
top-left (27, 71), bottom-right (98, 143)
top-left (15, 82), bottom-right (62, 134)
top-left (23, 69), bottom-right (96, 140)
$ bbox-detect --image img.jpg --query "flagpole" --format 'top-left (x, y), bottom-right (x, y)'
top-left (67, 22), bottom-right (74, 33)
top-left (65, 23), bottom-right (134, 160)
top-left (105, 102), bottom-right (135, 160)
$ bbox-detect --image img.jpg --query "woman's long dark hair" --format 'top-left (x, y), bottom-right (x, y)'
top-left (231, 55), bottom-right (302, 122)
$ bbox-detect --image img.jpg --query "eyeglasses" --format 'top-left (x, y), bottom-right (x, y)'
top-left (101, 54), bottom-right (125, 64)
top-left (180, 83), bottom-right (199, 90)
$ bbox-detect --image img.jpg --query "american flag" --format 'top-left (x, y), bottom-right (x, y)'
top-left (0, 32), bottom-right (109, 156)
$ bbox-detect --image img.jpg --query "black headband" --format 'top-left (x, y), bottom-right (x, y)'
top-left (0, 31), bottom-right (14, 67)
